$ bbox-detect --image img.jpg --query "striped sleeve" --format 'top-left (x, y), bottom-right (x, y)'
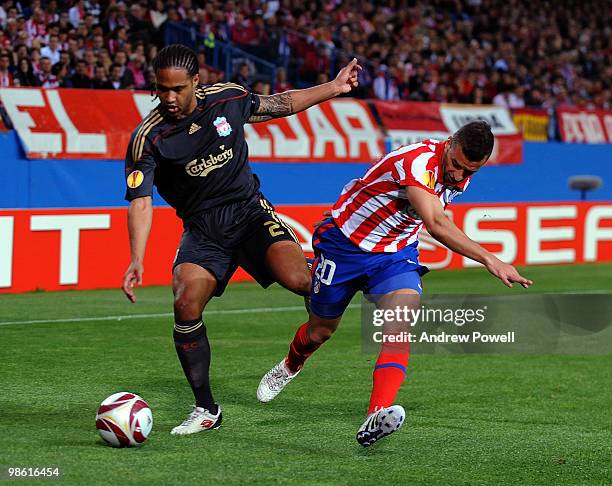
top-left (394, 145), bottom-right (438, 195)
top-left (198, 82), bottom-right (259, 122)
top-left (124, 109), bottom-right (162, 202)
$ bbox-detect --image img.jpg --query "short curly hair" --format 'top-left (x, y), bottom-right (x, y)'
top-left (452, 121), bottom-right (494, 162)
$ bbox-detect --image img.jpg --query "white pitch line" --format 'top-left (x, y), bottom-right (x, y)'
top-left (0, 304), bottom-right (360, 327)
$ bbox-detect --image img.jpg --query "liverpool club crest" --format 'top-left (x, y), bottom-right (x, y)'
top-left (213, 116), bottom-right (232, 137)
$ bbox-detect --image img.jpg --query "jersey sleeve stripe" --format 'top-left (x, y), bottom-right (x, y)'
top-left (362, 143), bottom-right (428, 182)
top-left (131, 110), bottom-right (160, 161)
top-left (134, 113), bottom-right (163, 162)
top-left (202, 83), bottom-right (247, 95)
top-left (131, 109), bottom-right (159, 160)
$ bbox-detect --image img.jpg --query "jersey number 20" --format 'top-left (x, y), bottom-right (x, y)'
top-left (315, 256), bottom-right (336, 285)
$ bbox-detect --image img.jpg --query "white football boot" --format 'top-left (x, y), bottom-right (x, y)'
top-left (257, 359), bottom-right (301, 402)
top-left (356, 405), bottom-right (405, 447)
top-left (170, 405), bottom-right (222, 435)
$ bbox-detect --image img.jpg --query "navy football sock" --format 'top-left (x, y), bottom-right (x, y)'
top-left (173, 319), bottom-right (218, 414)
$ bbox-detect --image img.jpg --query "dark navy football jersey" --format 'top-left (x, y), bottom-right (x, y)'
top-left (124, 83), bottom-right (261, 221)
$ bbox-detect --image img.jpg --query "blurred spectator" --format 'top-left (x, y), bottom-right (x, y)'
top-left (274, 67), bottom-right (292, 93)
top-left (113, 50), bottom-right (134, 89)
top-left (91, 33), bottom-right (105, 54)
top-left (198, 66), bottom-right (209, 85)
top-left (316, 72), bottom-right (329, 85)
top-left (0, 51), bottom-right (14, 86)
top-left (493, 85), bottom-right (526, 109)
top-left (232, 62), bottom-right (251, 89)
top-left (70, 59), bottom-right (92, 88)
top-left (37, 56), bottom-right (58, 88)
top-left (300, 45), bottom-right (330, 84)
top-left (14, 57), bottom-right (40, 86)
top-left (145, 67), bottom-right (156, 90)
top-left (88, 0), bottom-right (102, 24)
top-left (25, 7), bottom-right (46, 45)
top-left (196, 49), bottom-right (222, 83)
top-left (128, 3), bottom-right (151, 45)
top-left (109, 62), bottom-right (127, 89)
top-left (82, 48), bottom-right (96, 77)
top-left (251, 79), bottom-right (270, 95)
top-left (0, 29), bottom-right (11, 49)
top-left (68, 0), bottom-right (85, 30)
top-left (54, 62), bottom-right (70, 87)
top-left (127, 54), bottom-right (146, 89)
top-left (373, 65), bottom-right (399, 101)
top-left (108, 25), bottom-right (129, 55)
top-left (29, 47), bottom-right (41, 73)
top-left (150, 0), bottom-right (167, 30)
top-left (40, 34), bottom-right (60, 65)
top-left (92, 63), bottom-right (111, 89)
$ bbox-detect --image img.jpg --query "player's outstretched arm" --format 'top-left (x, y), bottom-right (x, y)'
top-left (122, 196), bottom-right (153, 303)
top-left (406, 186), bottom-right (533, 289)
top-left (248, 58), bottom-right (362, 123)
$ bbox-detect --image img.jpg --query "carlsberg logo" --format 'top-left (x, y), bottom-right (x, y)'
top-left (185, 145), bottom-right (234, 177)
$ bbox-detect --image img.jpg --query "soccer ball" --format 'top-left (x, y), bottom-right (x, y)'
top-left (95, 392), bottom-right (153, 447)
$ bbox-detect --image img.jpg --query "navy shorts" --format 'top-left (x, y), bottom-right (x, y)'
top-left (173, 193), bottom-right (299, 296)
top-left (310, 219), bottom-right (429, 319)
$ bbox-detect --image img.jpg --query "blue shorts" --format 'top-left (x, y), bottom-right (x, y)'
top-left (310, 219), bottom-right (429, 319)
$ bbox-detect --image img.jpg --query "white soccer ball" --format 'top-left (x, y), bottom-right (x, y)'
top-left (95, 392), bottom-right (153, 447)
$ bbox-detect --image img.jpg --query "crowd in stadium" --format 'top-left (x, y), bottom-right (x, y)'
top-left (0, 0), bottom-right (609, 110)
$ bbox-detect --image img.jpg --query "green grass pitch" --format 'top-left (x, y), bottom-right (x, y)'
top-left (0, 263), bottom-right (610, 485)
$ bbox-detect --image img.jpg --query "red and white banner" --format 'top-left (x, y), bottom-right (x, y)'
top-left (375, 101), bottom-right (523, 164)
top-left (0, 88), bottom-right (157, 159)
top-left (0, 88), bottom-right (385, 162)
top-left (557, 107), bottom-right (612, 143)
top-left (246, 98), bottom-right (385, 163)
top-left (1, 202), bottom-right (610, 293)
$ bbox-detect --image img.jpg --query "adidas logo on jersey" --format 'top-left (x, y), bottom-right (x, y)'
top-left (189, 123), bottom-right (201, 135)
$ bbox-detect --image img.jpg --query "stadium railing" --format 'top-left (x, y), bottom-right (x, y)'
top-left (164, 22), bottom-right (278, 92)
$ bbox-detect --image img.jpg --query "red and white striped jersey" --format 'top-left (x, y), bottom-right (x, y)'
top-left (331, 140), bottom-right (470, 253)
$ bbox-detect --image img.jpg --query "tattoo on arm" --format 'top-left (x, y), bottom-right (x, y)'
top-left (248, 93), bottom-right (294, 123)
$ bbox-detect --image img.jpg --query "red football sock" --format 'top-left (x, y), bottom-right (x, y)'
top-left (367, 353), bottom-right (409, 415)
top-left (285, 322), bottom-right (322, 373)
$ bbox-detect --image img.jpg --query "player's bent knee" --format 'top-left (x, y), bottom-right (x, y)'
top-left (286, 270), bottom-right (311, 295)
top-left (173, 295), bottom-right (202, 321)
top-left (172, 264), bottom-right (217, 320)
top-left (275, 271), bottom-right (311, 296)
